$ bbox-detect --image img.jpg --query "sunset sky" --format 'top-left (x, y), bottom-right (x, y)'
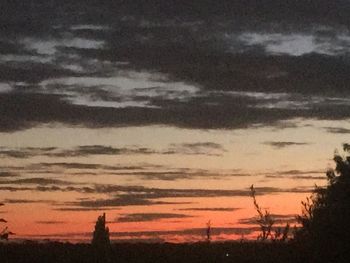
top-left (1, 0), bottom-right (350, 242)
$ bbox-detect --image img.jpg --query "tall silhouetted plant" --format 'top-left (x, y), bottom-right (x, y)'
top-left (295, 144), bottom-right (350, 262)
top-left (92, 213), bottom-right (111, 263)
top-left (206, 220), bottom-right (212, 242)
top-left (250, 185), bottom-right (290, 242)
top-left (250, 185), bottom-right (274, 241)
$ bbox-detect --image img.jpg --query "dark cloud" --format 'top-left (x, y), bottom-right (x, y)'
top-left (0, 183), bottom-right (312, 198)
top-left (67, 196), bottom-right (192, 209)
top-left (2, 161), bottom-right (248, 181)
top-left (0, 171), bottom-right (19, 177)
top-left (177, 207), bottom-right (240, 212)
top-left (0, 143), bottom-right (225, 159)
top-left (50, 185), bottom-right (311, 209)
top-left (1, 1), bottom-right (350, 133)
top-left (324, 127), bottom-right (350, 134)
top-left (51, 145), bottom-right (155, 157)
top-left (238, 214), bottom-right (298, 225)
top-left (3, 199), bottom-right (54, 204)
top-left (116, 213), bottom-right (193, 222)
top-left (2, 1), bottom-right (350, 28)
top-left (263, 141), bottom-right (310, 149)
top-left (35, 162), bottom-right (119, 170)
top-left (53, 207), bottom-right (117, 212)
top-left (0, 178), bottom-right (73, 186)
top-left (35, 221), bottom-right (67, 225)
top-left (102, 169), bottom-right (250, 181)
top-left (0, 147), bottom-right (57, 159)
top-left (264, 169), bottom-right (326, 180)
top-left (164, 142), bottom-right (226, 156)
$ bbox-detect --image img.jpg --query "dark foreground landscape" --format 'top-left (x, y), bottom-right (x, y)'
top-left (1, 242), bottom-right (306, 263)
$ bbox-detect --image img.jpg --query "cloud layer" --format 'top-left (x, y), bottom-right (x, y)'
top-left (1, 1), bottom-right (350, 132)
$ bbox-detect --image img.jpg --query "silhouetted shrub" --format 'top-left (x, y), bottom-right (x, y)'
top-left (0, 202), bottom-right (13, 241)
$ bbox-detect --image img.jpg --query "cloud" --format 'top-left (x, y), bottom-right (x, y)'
top-left (0, 143), bottom-right (225, 159)
top-left (1, 161), bottom-right (248, 181)
top-left (177, 207), bottom-right (240, 212)
top-left (53, 207), bottom-right (117, 212)
top-left (238, 214), bottom-right (298, 225)
top-left (263, 169), bottom-right (326, 180)
top-left (66, 195), bottom-right (192, 209)
top-left (263, 141), bottom-right (310, 149)
top-left (324, 127), bottom-right (350, 134)
top-left (0, 147), bottom-right (57, 159)
top-left (51, 145), bottom-right (156, 157)
top-left (2, 3), bottom-right (350, 133)
top-left (35, 221), bottom-right (67, 225)
top-left (0, 183), bottom-right (312, 199)
top-left (164, 142), bottom-right (226, 156)
top-left (0, 172), bottom-right (19, 177)
top-left (3, 199), bottom-right (58, 205)
top-left (116, 213), bottom-right (193, 222)
top-left (35, 162), bottom-right (118, 170)
top-left (45, 185), bottom-right (311, 209)
top-left (0, 178), bottom-right (74, 186)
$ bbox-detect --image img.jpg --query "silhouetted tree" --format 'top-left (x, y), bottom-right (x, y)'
top-left (295, 144), bottom-right (350, 262)
top-left (92, 213), bottom-right (112, 263)
top-left (92, 213), bottom-right (110, 247)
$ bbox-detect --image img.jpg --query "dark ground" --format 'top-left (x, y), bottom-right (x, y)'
top-left (0, 241), bottom-right (307, 263)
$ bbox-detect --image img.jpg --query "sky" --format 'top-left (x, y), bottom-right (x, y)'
top-left (1, 0), bottom-right (350, 243)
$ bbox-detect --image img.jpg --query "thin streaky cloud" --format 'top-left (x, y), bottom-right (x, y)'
top-left (323, 127), bottom-right (350, 134)
top-left (263, 141), bottom-right (310, 149)
top-left (116, 213), bottom-right (193, 222)
top-left (177, 207), bottom-right (240, 212)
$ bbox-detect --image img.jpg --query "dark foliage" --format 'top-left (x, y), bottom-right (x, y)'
top-left (295, 144), bottom-right (350, 262)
